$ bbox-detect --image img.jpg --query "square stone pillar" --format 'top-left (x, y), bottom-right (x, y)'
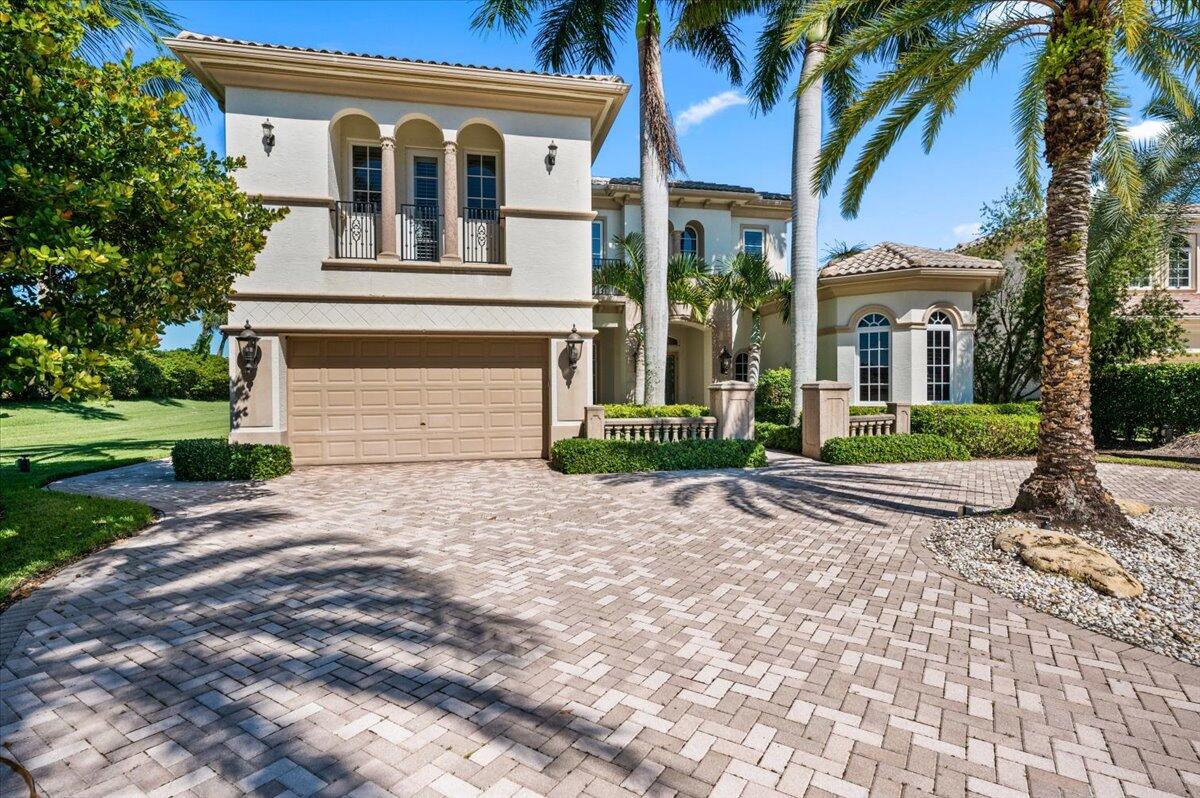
top-left (801, 381), bottom-right (851, 460)
top-left (708, 381), bottom-right (755, 440)
top-left (887, 402), bottom-right (912, 434)
top-left (584, 405), bottom-right (606, 439)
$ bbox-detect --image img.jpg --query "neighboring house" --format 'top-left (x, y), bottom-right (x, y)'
top-left (166, 32), bottom-right (628, 465)
top-left (1129, 207), bottom-right (1200, 359)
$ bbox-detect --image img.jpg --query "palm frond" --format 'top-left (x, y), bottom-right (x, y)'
top-left (472, 0), bottom-right (539, 34)
top-left (667, 17), bottom-right (745, 85)
top-left (534, 0), bottom-right (630, 72)
top-left (747, 0), bottom-right (806, 112)
top-left (1094, 86), bottom-right (1142, 211)
top-left (1012, 50), bottom-right (1049, 197)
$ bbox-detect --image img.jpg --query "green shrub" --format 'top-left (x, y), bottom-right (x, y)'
top-left (912, 409), bottom-right (1039, 457)
top-left (756, 368), bottom-right (791, 406)
top-left (821, 434), bottom-right (969, 464)
top-left (103, 356), bottom-right (139, 400)
top-left (172, 438), bottom-right (293, 481)
top-left (755, 402), bottom-right (792, 425)
top-left (550, 438), bottom-right (766, 474)
top-left (1093, 363), bottom-right (1200, 443)
top-left (134, 350), bottom-right (228, 400)
top-left (602, 403), bottom-right (709, 418)
top-left (755, 421), bottom-right (804, 453)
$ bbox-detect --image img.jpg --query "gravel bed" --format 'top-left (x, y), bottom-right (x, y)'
top-left (926, 507), bottom-right (1200, 664)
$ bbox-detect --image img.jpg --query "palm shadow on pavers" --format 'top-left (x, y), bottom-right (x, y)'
top-left (596, 460), bottom-right (973, 524)
top-left (0, 523), bottom-right (663, 796)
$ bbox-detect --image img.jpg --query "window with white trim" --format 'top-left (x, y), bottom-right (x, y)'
top-left (351, 144), bottom-right (381, 207)
top-left (857, 313), bottom-right (891, 403)
top-left (1168, 235), bottom-right (1192, 289)
top-left (591, 220), bottom-right (604, 264)
top-left (733, 352), bottom-right (749, 382)
top-left (465, 153), bottom-right (497, 211)
top-left (926, 311), bottom-right (953, 403)
top-left (681, 225), bottom-right (699, 258)
top-left (742, 228), bottom-right (765, 257)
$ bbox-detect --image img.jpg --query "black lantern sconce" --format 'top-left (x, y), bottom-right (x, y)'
top-left (564, 325), bottom-right (584, 372)
top-left (261, 119), bottom-right (275, 154)
top-left (545, 140), bottom-right (558, 173)
top-left (236, 320), bottom-right (262, 383)
top-left (718, 346), bottom-right (732, 376)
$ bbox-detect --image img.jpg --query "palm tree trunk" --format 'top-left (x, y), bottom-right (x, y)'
top-left (637, 0), bottom-right (673, 406)
top-left (790, 39), bottom-right (825, 425)
top-left (1014, 24), bottom-right (1125, 530)
top-left (748, 310), bottom-right (763, 387)
top-left (633, 328), bottom-right (646, 404)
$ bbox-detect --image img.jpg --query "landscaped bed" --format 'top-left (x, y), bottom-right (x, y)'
top-left (551, 438), bottom-right (766, 474)
top-left (0, 399), bottom-right (227, 605)
top-left (926, 508), bottom-right (1200, 663)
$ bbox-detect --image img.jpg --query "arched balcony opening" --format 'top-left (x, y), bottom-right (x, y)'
top-left (393, 117), bottom-right (446, 262)
top-left (457, 122), bottom-right (505, 264)
top-left (330, 112), bottom-right (383, 260)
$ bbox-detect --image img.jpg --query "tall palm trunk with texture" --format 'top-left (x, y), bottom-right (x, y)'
top-left (748, 310), bottom-right (764, 387)
top-left (1014, 10), bottom-right (1125, 528)
top-left (790, 32), bottom-right (826, 424)
top-left (638, 0), bottom-right (672, 405)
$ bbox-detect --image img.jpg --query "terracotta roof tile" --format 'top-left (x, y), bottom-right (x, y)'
top-left (821, 242), bottom-right (1003, 277)
top-left (172, 31), bottom-right (625, 83)
top-left (594, 177), bottom-right (789, 202)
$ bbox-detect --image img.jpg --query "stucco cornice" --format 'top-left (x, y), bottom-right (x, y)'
top-left (165, 35), bottom-right (629, 159)
top-left (817, 267), bottom-right (1003, 299)
top-left (231, 291), bottom-right (597, 308)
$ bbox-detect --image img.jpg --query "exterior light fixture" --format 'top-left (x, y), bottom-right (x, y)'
top-left (16, 454), bottom-right (31, 473)
top-left (718, 346), bottom-right (732, 376)
top-left (545, 140), bottom-right (558, 173)
top-left (261, 119), bottom-right (276, 153)
top-left (236, 320), bottom-right (262, 382)
top-left (565, 324), bottom-right (584, 370)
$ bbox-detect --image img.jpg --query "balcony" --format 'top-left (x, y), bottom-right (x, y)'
top-left (463, 207), bottom-right (501, 264)
top-left (399, 203), bottom-right (440, 262)
top-left (332, 202), bottom-right (443, 262)
top-left (334, 200), bottom-right (379, 260)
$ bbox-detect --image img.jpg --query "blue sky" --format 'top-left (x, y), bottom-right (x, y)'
top-left (157, 0), bottom-right (1159, 349)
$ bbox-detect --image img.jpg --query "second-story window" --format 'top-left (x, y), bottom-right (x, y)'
top-left (592, 220), bottom-right (604, 264)
top-left (742, 228), bottom-right (765, 258)
top-left (1169, 235), bottom-right (1192, 289)
top-left (351, 144), bottom-right (382, 207)
top-left (466, 154), bottom-right (498, 211)
top-left (413, 156), bottom-right (439, 208)
top-left (681, 225), bottom-right (699, 258)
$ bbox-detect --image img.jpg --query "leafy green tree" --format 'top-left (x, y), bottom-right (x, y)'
top-left (786, 0), bottom-right (1197, 526)
top-left (0, 0), bottom-right (284, 399)
top-left (593, 233), bottom-right (712, 403)
top-left (474, 0), bottom-right (741, 405)
top-left (710, 251), bottom-right (791, 386)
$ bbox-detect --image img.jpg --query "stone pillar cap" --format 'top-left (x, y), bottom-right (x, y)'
top-left (709, 380), bottom-right (753, 390)
top-left (801, 381), bottom-right (851, 390)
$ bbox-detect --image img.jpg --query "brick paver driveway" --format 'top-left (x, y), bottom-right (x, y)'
top-left (2, 458), bottom-right (1199, 798)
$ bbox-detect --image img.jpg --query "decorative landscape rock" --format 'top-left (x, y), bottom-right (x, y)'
top-left (992, 526), bottom-right (1144, 598)
top-left (1116, 498), bottom-right (1152, 517)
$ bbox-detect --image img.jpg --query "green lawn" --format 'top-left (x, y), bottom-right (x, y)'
top-left (1098, 454), bottom-right (1200, 471)
top-left (0, 399), bottom-right (227, 604)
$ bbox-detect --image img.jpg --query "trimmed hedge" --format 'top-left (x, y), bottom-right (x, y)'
top-left (106, 350), bottom-right (228, 400)
top-left (602, 403), bottom-right (709, 419)
top-left (821, 434), bottom-right (970, 465)
top-left (1093, 363), bottom-right (1200, 443)
top-left (755, 421), bottom-right (803, 453)
top-left (172, 439), bottom-right (292, 481)
top-left (550, 438), bottom-right (766, 474)
top-left (911, 403), bottom-right (1040, 457)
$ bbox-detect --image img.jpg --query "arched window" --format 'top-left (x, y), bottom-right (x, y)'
top-left (856, 313), bottom-right (891, 402)
top-left (733, 352), bottom-right (749, 383)
top-left (680, 225), bottom-right (699, 258)
top-left (926, 310), bottom-right (954, 402)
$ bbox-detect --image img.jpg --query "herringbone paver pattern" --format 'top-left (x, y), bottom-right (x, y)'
top-left (2, 457), bottom-right (1198, 797)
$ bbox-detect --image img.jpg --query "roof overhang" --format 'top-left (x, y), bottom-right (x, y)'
top-left (817, 267), bottom-right (1004, 299)
top-left (165, 34), bottom-right (630, 160)
top-left (592, 183), bottom-right (791, 217)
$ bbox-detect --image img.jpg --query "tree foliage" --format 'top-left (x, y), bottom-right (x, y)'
top-left (0, 0), bottom-right (285, 399)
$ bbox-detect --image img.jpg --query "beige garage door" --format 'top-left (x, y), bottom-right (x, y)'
top-left (287, 337), bottom-right (545, 465)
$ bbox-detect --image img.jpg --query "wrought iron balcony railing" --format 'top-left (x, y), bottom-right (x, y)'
top-left (463, 207), bottom-right (501, 264)
top-left (333, 200), bottom-right (379, 260)
top-left (400, 203), bottom-right (441, 262)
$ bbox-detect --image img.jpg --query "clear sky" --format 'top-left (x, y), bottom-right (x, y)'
top-left (156, 0), bottom-right (1158, 349)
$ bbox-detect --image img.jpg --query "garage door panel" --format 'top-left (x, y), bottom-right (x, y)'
top-left (287, 337), bottom-right (545, 465)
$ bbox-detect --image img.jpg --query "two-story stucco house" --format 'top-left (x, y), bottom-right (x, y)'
top-left (1130, 207), bottom-right (1200, 358)
top-left (167, 33), bottom-right (628, 465)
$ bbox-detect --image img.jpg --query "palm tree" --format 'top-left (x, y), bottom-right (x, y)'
top-left (711, 252), bottom-right (791, 386)
top-left (680, 0), bottom-right (928, 423)
top-left (593, 233), bottom-right (713, 402)
top-left (83, 0), bottom-right (215, 120)
top-left (784, 0), bottom-right (1196, 528)
top-left (473, 0), bottom-right (741, 405)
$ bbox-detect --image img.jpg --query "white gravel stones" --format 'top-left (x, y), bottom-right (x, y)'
top-left (927, 506), bottom-right (1200, 664)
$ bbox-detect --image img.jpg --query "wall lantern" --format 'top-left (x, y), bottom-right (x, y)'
top-left (718, 346), bottom-right (732, 376)
top-left (261, 119), bottom-right (276, 154)
top-left (565, 325), bottom-right (584, 371)
top-left (236, 320), bottom-right (262, 382)
top-left (545, 140), bottom-right (558, 173)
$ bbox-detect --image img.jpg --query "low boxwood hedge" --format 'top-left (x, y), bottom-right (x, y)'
top-left (602, 403), bottom-right (709, 418)
top-left (755, 421), bottom-right (804, 453)
top-left (172, 438), bottom-right (293, 481)
top-left (821, 433), bottom-right (969, 465)
top-left (551, 438), bottom-right (766, 474)
top-left (912, 407), bottom-right (1039, 457)
top-left (1093, 363), bottom-right (1200, 443)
